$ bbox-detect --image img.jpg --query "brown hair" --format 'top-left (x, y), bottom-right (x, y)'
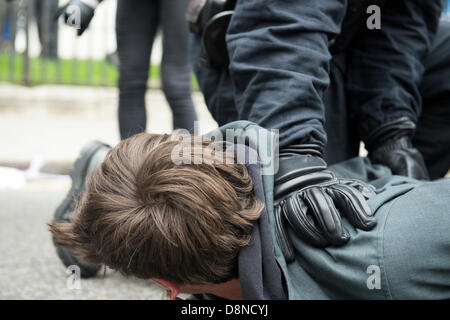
top-left (49, 132), bottom-right (264, 285)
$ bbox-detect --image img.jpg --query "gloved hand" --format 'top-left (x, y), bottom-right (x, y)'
top-left (274, 145), bottom-right (377, 262)
top-left (55, 0), bottom-right (100, 36)
top-left (365, 117), bottom-right (429, 180)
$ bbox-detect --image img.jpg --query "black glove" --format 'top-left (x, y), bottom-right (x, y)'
top-left (56, 0), bottom-right (99, 36)
top-left (274, 145), bottom-right (377, 262)
top-left (365, 117), bottom-right (429, 180)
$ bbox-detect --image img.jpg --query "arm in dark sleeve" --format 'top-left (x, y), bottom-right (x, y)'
top-left (226, 0), bottom-right (347, 149)
top-left (347, 0), bottom-right (444, 139)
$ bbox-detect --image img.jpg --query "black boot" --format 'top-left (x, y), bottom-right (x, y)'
top-left (53, 141), bottom-right (111, 278)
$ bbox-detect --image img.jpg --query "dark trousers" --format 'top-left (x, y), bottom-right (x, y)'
top-left (323, 20), bottom-right (450, 179)
top-left (116, 0), bottom-right (197, 139)
top-left (34, 0), bottom-right (59, 59)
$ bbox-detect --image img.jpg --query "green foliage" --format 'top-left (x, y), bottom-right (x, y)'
top-left (0, 53), bottom-right (198, 89)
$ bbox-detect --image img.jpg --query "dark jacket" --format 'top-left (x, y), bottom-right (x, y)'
top-left (193, 0), bottom-right (444, 148)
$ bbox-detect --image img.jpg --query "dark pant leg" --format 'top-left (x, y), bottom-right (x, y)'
top-left (45, 0), bottom-right (59, 59)
top-left (159, 0), bottom-right (197, 132)
top-left (116, 0), bottom-right (158, 140)
top-left (323, 52), bottom-right (360, 165)
top-left (35, 0), bottom-right (58, 59)
top-left (415, 20), bottom-right (450, 179)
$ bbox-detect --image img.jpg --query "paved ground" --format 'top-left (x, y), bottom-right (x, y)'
top-left (0, 182), bottom-right (173, 300)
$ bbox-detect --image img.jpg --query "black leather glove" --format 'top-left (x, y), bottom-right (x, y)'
top-left (274, 145), bottom-right (377, 262)
top-left (56, 0), bottom-right (100, 36)
top-left (365, 117), bottom-right (429, 180)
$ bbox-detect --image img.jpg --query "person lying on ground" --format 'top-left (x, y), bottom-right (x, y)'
top-left (49, 123), bottom-right (450, 300)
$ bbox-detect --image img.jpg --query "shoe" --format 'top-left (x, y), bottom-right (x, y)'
top-left (53, 141), bottom-right (111, 278)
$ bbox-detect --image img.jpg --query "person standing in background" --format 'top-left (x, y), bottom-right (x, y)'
top-left (57, 0), bottom-right (198, 139)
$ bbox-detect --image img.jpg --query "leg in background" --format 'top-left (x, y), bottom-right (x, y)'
top-left (116, 0), bottom-right (158, 139)
top-left (159, 0), bottom-right (197, 133)
top-left (35, 0), bottom-right (59, 59)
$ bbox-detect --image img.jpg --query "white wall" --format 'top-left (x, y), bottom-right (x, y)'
top-left (16, 0), bottom-right (162, 64)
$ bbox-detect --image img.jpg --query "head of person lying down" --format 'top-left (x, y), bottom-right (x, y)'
top-left (49, 132), bottom-right (264, 300)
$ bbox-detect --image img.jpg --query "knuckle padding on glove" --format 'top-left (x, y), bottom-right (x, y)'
top-left (326, 184), bottom-right (377, 230)
top-left (303, 188), bottom-right (350, 245)
top-left (273, 149), bottom-right (377, 256)
top-left (338, 178), bottom-right (376, 199)
top-left (284, 195), bottom-right (329, 247)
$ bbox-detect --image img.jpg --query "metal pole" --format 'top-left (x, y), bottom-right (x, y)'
top-left (23, 0), bottom-right (31, 86)
top-left (41, 0), bottom-right (51, 83)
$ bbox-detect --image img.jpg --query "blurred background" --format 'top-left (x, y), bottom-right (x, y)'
top-left (0, 0), bottom-right (216, 300)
